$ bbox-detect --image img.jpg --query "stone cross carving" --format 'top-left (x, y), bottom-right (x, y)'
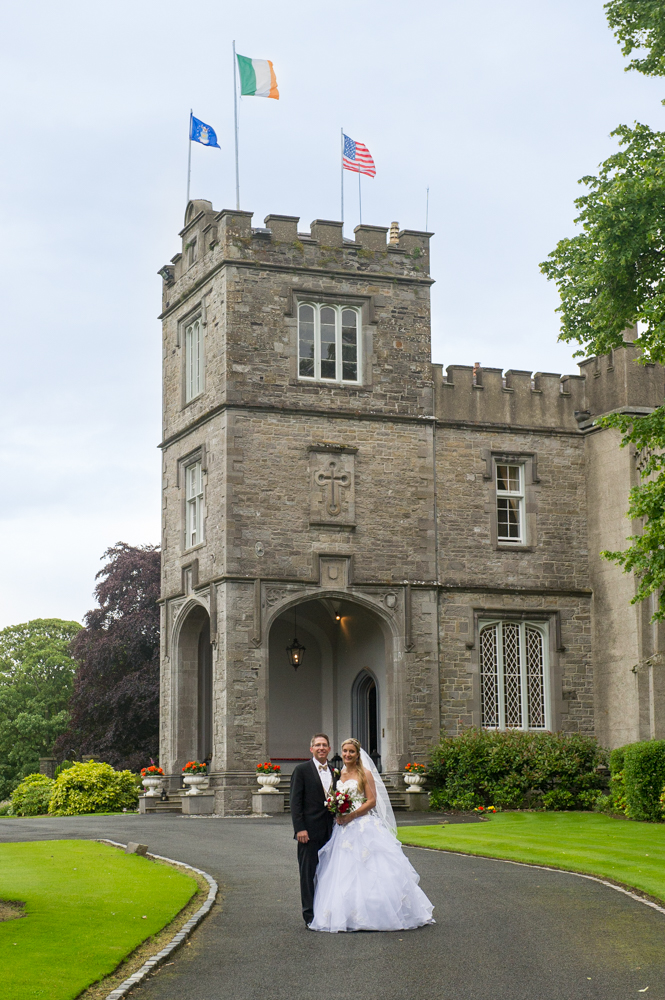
top-left (315, 460), bottom-right (351, 516)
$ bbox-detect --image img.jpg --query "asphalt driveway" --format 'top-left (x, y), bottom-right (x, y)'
top-left (0, 813), bottom-right (663, 1000)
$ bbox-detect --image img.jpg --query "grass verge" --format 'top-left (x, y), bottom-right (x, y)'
top-left (399, 812), bottom-right (665, 903)
top-left (77, 857), bottom-right (211, 1000)
top-left (0, 839), bottom-right (198, 1000)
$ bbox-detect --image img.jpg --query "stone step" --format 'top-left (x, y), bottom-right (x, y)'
top-left (141, 796), bottom-right (183, 814)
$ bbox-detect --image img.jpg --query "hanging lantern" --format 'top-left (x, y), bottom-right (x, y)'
top-left (286, 605), bottom-right (306, 670)
top-left (286, 635), bottom-right (306, 669)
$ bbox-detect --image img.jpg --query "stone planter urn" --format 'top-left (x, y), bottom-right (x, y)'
top-left (142, 776), bottom-right (162, 797)
top-left (256, 773), bottom-right (281, 794)
top-left (403, 773), bottom-right (426, 792)
top-left (183, 774), bottom-right (208, 796)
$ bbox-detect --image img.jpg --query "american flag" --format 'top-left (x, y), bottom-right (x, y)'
top-left (343, 134), bottom-right (376, 177)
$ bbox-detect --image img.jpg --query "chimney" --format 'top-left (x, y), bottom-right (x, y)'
top-left (389, 221), bottom-right (399, 244)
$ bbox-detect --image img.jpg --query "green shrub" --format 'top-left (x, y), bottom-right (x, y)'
top-left (48, 760), bottom-right (138, 816)
top-left (54, 759), bottom-right (75, 779)
top-left (608, 746), bottom-right (628, 814)
top-left (621, 740), bottom-right (665, 821)
top-left (11, 773), bottom-right (55, 816)
top-left (427, 729), bottom-right (607, 811)
top-left (0, 799), bottom-right (13, 816)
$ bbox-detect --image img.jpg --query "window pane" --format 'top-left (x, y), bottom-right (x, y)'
top-left (185, 461), bottom-right (203, 547)
top-left (480, 625), bottom-right (499, 728)
top-left (185, 320), bottom-right (202, 401)
top-left (526, 627), bottom-right (546, 729)
top-left (320, 306), bottom-right (336, 379)
top-left (502, 623), bottom-right (522, 727)
top-left (342, 310), bottom-right (358, 382)
top-left (298, 305), bottom-right (315, 377)
top-left (193, 322), bottom-right (200, 396)
top-left (497, 497), bottom-right (521, 539)
top-left (497, 464), bottom-right (520, 492)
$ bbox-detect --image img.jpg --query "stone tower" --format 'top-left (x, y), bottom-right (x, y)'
top-left (159, 202), bottom-right (438, 814)
top-left (158, 201), bottom-right (665, 815)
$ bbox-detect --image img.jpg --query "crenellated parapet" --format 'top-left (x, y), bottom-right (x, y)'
top-left (158, 200), bottom-right (433, 313)
top-left (578, 345), bottom-right (665, 421)
top-left (434, 346), bottom-right (665, 431)
top-left (433, 363), bottom-right (586, 430)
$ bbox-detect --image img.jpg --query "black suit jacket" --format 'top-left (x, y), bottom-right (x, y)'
top-left (290, 759), bottom-right (336, 842)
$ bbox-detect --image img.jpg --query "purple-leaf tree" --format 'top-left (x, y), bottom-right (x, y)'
top-left (55, 543), bottom-right (160, 772)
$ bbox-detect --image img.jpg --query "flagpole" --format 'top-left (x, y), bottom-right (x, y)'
top-left (186, 110), bottom-right (192, 205)
top-left (340, 128), bottom-right (344, 227)
top-left (358, 171), bottom-right (362, 225)
top-left (426, 186), bottom-right (429, 230)
top-left (233, 40), bottom-right (240, 210)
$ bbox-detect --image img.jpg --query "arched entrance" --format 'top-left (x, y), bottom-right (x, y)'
top-left (267, 598), bottom-right (389, 773)
top-left (175, 603), bottom-right (213, 769)
top-left (352, 669), bottom-right (379, 757)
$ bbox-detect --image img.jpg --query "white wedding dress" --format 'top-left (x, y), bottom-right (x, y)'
top-left (309, 760), bottom-right (435, 933)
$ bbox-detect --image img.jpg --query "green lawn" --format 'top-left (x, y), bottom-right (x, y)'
top-left (0, 839), bottom-right (197, 1000)
top-left (399, 812), bottom-right (665, 903)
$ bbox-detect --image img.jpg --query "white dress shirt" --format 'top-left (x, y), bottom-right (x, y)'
top-left (314, 758), bottom-right (332, 793)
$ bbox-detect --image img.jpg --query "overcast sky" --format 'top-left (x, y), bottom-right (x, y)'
top-left (1, 1), bottom-right (662, 629)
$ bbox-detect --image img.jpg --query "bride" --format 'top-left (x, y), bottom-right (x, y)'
top-left (309, 738), bottom-right (435, 933)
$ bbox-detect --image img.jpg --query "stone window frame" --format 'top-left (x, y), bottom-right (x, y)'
top-left (177, 446), bottom-right (207, 553)
top-left (477, 618), bottom-right (551, 731)
top-left (177, 297), bottom-right (209, 409)
top-left (482, 449), bottom-right (539, 551)
top-left (287, 289), bottom-right (375, 389)
top-left (466, 607), bottom-right (564, 731)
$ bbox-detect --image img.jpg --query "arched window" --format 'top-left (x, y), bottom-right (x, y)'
top-left (479, 620), bottom-right (549, 730)
top-left (298, 303), bottom-right (360, 383)
top-left (352, 669), bottom-right (379, 755)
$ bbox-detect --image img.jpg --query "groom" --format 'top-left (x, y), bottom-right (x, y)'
top-left (290, 733), bottom-right (338, 925)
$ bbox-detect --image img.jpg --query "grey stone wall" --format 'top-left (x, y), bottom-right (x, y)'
top-left (438, 590), bottom-right (593, 736)
top-left (435, 426), bottom-right (589, 592)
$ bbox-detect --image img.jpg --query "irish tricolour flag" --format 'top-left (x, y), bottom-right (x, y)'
top-left (237, 54), bottom-right (279, 100)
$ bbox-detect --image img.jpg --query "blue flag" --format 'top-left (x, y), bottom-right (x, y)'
top-left (190, 115), bottom-right (220, 148)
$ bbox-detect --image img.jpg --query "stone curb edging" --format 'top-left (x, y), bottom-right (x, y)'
top-left (407, 844), bottom-right (665, 918)
top-left (95, 839), bottom-right (218, 1000)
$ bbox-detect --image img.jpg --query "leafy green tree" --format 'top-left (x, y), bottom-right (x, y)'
top-left (0, 619), bottom-right (81, 799)
top-left (540, 6), bottom-right (665, 619)
top-left (605, 0), bottom-right (665, 78)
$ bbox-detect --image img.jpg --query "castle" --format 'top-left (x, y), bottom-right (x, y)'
top-left (157, 200), bottom-right (665, 815)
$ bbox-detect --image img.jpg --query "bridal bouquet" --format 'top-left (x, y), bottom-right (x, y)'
top-left (326, 788), bottom-right (359, 816)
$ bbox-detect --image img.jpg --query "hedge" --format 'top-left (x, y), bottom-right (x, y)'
top-left (609, 740), bottom-right (665, 821)
top-left (48, 760), bottom-right (138, 816)
top-left (11, 773), bottom-right (55, 816)
top-left (427, 729), bottom-right (607, 811)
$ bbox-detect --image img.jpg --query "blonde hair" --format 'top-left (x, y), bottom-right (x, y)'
top-left (341, 738), bottom-right (366, 794)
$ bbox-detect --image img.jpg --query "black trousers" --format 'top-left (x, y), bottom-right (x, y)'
top-left (297, 838), bottom-right (326, 924)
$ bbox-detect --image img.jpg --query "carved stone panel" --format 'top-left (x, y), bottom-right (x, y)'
top-left (319, 556), bottom-right (350, 589)
top-left (309, 447), bottom-right (356, 527)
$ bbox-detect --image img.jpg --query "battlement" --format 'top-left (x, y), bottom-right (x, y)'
top-left (578, 345), bottom-right (664, 418)
top-left (158, 200), bottom-right (433, 304)
top-left (434, 364), bottom-right (585, 430)
top-left (434, 347), bottom-right (665, 430)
